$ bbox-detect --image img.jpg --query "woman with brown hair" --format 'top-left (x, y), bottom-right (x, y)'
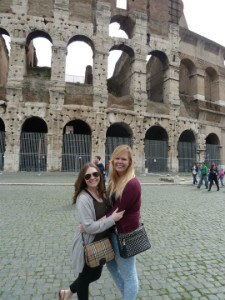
top-left (59, 162), bottom-right (124, 300)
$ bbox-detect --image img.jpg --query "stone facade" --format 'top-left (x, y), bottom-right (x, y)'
top-left (0, 0), bottom-right (224, 172)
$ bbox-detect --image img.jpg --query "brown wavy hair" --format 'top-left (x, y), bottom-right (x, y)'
top-left (72, 163), bottom-right (104, 204)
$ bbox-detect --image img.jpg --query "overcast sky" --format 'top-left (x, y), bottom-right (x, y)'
top-left (183, 0), bottom-right (225, 47)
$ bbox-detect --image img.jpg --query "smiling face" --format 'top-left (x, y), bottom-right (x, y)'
top-left (84, 166), bottom-right (100, 189)
top-left (113, 151), bottom-right (130, 177)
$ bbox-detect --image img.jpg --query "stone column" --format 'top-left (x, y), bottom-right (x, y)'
top-left (6, 36), bottom-right (26, 107)
top-left (50, 41), bottom-right (67, 106)
top-left (3, 119), bottom-right (21, 172)
top-left (192, 69), bottom-right (205, 101)
top-left (215, 76), bottom-right (225, 106)
top-left (132, 117), bottom-right (145, 173)
top-left (130, 57), bottom-right (148, 115)
top-left (91, 111), bottom-right (106, 166)
top-left (92, 50), bottom-right (108, 109)
top-left (47, 132), bottom-right (62, 172)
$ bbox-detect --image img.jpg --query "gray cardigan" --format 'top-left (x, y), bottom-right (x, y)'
top-left (71, 190), bottom-right (115, 274)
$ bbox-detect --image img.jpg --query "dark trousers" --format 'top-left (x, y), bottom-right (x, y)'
top-left (70, 264), bottom-right (102, 300)
top-left (208, 177), bottom-right (219, 191)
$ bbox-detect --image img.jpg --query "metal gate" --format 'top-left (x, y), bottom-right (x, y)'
top-left (105, 137), bottom-right (132, 169)
top-left (19, 132), bottom-right (47, 172)
top-left (62, 133), bottom-right (91, 172)
top-left (145, 140), bottom-right (168, 172)
top-left (0, 131), bottom-right (5, 171)
top-left (205, 144), bottom-right (219, 167)
top-left (178, 142), bottom-right (196, 172)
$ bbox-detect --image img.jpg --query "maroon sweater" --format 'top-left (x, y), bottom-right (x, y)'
top-left (106, 177), bottom-right (141, 234)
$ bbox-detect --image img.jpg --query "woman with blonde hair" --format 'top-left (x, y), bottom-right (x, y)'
top-left (106, 145), bottom-right (142, 300)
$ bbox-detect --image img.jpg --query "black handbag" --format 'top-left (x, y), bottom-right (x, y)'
top-left (116, 223), bottom-right (151, 258)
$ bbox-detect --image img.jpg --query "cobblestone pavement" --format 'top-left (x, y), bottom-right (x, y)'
top-left (0, 174), bottom-right (225, 300)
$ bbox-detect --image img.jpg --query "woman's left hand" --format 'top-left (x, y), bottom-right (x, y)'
top-left (79, 222), bottom-right (86, 233)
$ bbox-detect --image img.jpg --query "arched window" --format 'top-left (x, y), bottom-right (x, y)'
top-left (144, 126), bottom-right (168, 172)
top-left (20, 117), bottom-right (48, 172)
top-left (205, 133), bottom-right (220, 167)
top-left (105, 122), bottom-right (132, 169)
top-left (178, 130), bottom-right (196, 172)
top-left (62, 120), bottom-right (92, 172)
top-left (65, 36), bottom-right (94, 84)
top-left (146, 51), bottom-right (169, 103)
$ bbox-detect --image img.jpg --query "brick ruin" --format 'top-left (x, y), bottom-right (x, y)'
top-left (0, 0), bottom-right (225, 173)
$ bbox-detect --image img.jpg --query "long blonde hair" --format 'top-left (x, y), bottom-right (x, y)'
top-left (107, 145), bottom-right (134, 200)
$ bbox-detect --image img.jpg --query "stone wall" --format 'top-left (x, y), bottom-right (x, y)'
top-left (0, 0), bottom-right (224, 172)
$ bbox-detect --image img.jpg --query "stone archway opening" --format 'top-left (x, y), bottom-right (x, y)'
top-left (62, 120), bottom-right (92, 172)
top-left (0, 28), bottom-right (10, 88)
top-left (0, 118), bottom-right (5, 171)
top-left (66, 36), bottom-right (94, 84)
top-left (178, 130), bottom-right (196, 172)
top-left (26, 30), bottom-right (52, 77)
top-left (19, 117), bottom-right (48, 172)
top-left (144, 126), bottom-right (168, 172)
top-left (105, 122), bottom-right (132, 170)
top-left (107, 44), bottom-right (134, 98)
top-left (205, 133), bottom-right (220, 167)
top-left (146, 50), bottom-right (169, 104)
top-left (205, 67), bottom-right (218, 102)
top-left (179, 58), bottom-right (196, 99)
top-left (110, 14), bottom-right (135, 39)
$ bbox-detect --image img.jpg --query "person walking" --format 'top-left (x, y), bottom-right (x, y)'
top-left (218, 168), bottom-right (224, 187)
top-left (106, 145), bottom-right (141, 300)
top-left (197, 162), bottom-right (208, 189)
top-left (191, 161), bottom-right (198, 185)
top-left (94, 156), bottom-right (106, 190)
top-left (208, 163), bottom-right (219, 191)
top-left (58, 163), bottom-right (124, 300)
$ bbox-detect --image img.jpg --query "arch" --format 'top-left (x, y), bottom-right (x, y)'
top-left (105, 122), bottom-right (133, 168)
top-left (66, 36), bottom-right (94, 84)
top-left (26, 30), bottom-right (52, 46)
top-left (144, 126), bottom-right (168, 172)
top-left (204, 67), bottom-right (218, 102)
top-left (0, 118), bottom-right (5, 132)
top-left (26, 30), bottom-right (52, 72)
top-left (0, 118), bottom-right (5, 171)
top-left (20, 117), bottom-right (48, 172)
top-left (110, 15), bottom-right (136, 39)
top-left (22, 116), bottom-right (48, 133)
top-left (106, 122), bottom-right (132, 137)
top-left (110, 44), bottom-right (134, 59)
top-left (62, 120), bottom-right (92, 172)
top-left (107, 45), bottom-right (134, 96)
top-left (67, 35), bottom-right (95, 53)
top-left (63, 119), bottom-right (91, 135)
top-left (146, 51), bottom-right (169, 103)
top-left (0, 28), bottom-right (10, 86)
top-left (179, 58), bottom-right (196, 99)
top-left (205, 133), bottom-right (220, 167)
top-left (178, 130), bottom-right (196, 172)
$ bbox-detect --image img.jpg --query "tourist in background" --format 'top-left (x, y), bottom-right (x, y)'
top-left (94, 156), bottom-right (106, 190)
top-left (197, 162), bottom-right (208, 189)
top-left (191, 161), bottom-right (198, 185)
top-left (218, 168), bottom-right (224, 187)
top-left (208, 163), bottom-right (219, 191)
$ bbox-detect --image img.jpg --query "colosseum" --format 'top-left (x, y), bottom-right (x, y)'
top-left (0, 0), bottom-right (224, 173)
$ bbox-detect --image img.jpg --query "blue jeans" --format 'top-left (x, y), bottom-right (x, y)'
top-left (197, 176), bottom-right (208, 189)
top-left (107, 233), bottom-right (138, 300)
